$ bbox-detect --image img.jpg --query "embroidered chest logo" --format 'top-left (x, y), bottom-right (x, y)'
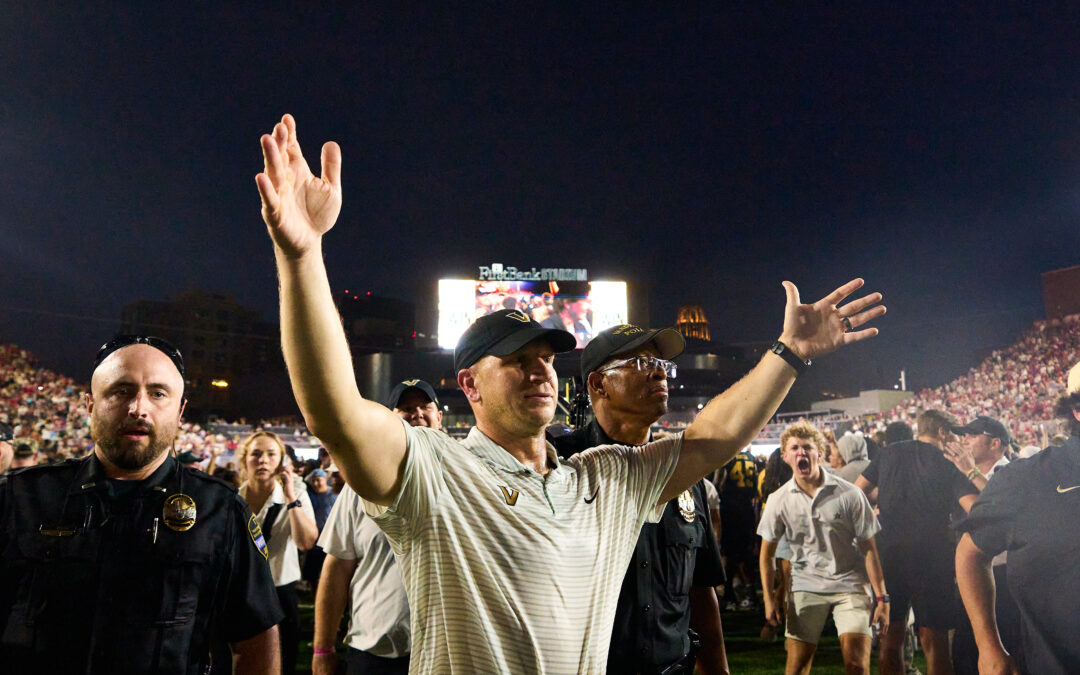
top-left (678, 490), bottom-right (696, 522)
top-left (499, 485), bottom-right (520, 506)
top-left (1057, 484), bottom-right (1080, 494)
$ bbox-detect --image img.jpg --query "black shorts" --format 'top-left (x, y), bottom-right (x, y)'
top-left (879, 544), bottom-right (959, 630)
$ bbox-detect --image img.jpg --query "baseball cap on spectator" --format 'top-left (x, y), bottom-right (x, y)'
top-left (387, 379), bottom-right (439, 409)
top-left (13, 443), bottom-right (34, 458)
top-left (951, 415), bottom-right (1010, 444)
top-left (0, 424), bottom-right (12, 442)
top-left (454, 309), bottom-right (576, 371)
top-left (580, 324), bottom-right (685, 380)
top-left (305, 468), bottom-right (328, 486)
top-left (177, 451), bottom-right (201, 466)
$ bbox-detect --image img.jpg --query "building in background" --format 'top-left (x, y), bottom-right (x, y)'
top-left (676, 305), bottom-right (710, 341)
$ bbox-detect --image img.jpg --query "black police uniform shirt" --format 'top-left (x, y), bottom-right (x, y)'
top-left (550, 420), bottom-right (726, 673)
top-left (957, 435), bottom-right (1080, 675)
top-left (0, 453), bottom-right (283, 675)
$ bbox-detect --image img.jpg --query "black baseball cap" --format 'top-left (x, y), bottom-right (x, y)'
top-left (580, 324), bottom-right (685, 380)
top-left (454, 309), bottom-right (576, 371)
top-left (13, 443), bottom-right (34, 458)
top-left (0, 424), bottom-right (11, 442)
top-left (951, 415), bottom-right (1010, 443)
top-left (387, 379), bottom-right (439, 409)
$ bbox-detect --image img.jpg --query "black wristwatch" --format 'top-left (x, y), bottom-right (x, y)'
top-left (769, 340), bottom-right (811, 375)
top-left (286, 498), bottom-right (302, 510)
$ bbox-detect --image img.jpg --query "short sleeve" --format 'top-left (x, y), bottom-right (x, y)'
top-left (626, 434), bottom-right (683, 524)
top-left (318, 486), bottom-right (362, 560)
top-left (220, 496), bottom-right (285, 643)
top-left (756, 493), bottom-right (784, 543)
top-left (362, 421), bottom-right (449, 548)
top-left (691, 480), bottom-right (726, 587)
top-left (860, 459), bottom-right (879, 486)
top-left (849, 487), bottom-right (881, 541)
top-left (947, 460), bottom-right (980, 502)
top-left (956, 466), bottom-right (1022, 558)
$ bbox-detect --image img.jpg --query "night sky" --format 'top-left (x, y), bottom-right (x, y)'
top-left (3, 5), bottom-right (1079, 398)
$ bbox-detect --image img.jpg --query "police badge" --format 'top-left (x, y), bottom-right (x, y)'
top-left (162, 493), bottom-right (197, 531)
top-left (678, 490), bottom-right (696, 522)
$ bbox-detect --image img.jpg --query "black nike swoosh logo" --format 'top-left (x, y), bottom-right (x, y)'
top-left (584, 488), bottom-right (599, 504)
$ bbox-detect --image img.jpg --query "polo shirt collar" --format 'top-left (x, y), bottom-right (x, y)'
top-left (463, 426), bottom-right (563, 478)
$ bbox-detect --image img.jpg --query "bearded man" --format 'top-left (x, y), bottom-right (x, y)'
top-left (0, 335), bottom-right (282, 675)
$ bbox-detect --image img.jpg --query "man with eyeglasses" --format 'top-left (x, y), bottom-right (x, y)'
top-left (255, 114), bottom-right (885, 673)
top-left (0, 335), bottom-right (283, 674)
top-left (549, 325), bottom-right (729, 675)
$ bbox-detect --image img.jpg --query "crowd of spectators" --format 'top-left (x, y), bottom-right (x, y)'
top-left (880, 314), bottom-right (1080, 446)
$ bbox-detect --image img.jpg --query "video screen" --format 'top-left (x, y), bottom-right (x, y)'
top-left (438, 279), bottom-right (628, 349)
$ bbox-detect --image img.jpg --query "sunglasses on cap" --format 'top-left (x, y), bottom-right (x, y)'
top-left (93, 335), bottom-right (186, 379)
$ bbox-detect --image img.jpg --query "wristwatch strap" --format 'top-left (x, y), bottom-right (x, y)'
top-left (769, 341), bottom-right (811, 375)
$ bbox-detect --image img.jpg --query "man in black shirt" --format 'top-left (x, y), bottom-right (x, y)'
top-left (956, 362), bottom-right (1080, 675)
top-left (0, 335), bottom-right (282, 675)
top-left (550, 324), bottom-right (728, 675)
top-left (856, 409), bottom-right (978, 675)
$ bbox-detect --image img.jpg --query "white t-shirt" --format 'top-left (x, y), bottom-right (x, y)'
top-left (240, 480), bottom-right (315, 586)
top-left (758, 471), bottom-right (880, 594)
top-left (363, 421), bottom-right (682, 674)
top-left (318, 486), bottom-right (410, 657)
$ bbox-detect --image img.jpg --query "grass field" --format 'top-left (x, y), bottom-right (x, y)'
top-left (294, 590), bottom-right (926, 674)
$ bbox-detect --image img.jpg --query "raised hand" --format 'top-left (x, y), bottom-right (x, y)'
top-left (943, 439), bottom-right (977, 475)
top-left (255, 114), bottom-right (342, 258)
top-left (779, 278), bottom-right (885, 361)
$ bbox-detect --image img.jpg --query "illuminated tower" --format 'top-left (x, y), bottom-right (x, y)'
top-left (676, 305), bottom-right (710, 341)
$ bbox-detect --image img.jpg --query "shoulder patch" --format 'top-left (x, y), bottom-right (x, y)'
top-left (248, 514), bottom-right (269, 559)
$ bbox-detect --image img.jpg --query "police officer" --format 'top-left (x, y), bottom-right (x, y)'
top-left (550, 325), bottom-right (729, 675)
top-left (0, 335), bottom-right (283, 674)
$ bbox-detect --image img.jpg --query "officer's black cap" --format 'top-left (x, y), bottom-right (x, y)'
top-left (454, 309), bottom-right (576, 371)
top-left (93, 335), bottom-right (186, 380)
top-left (387, 379), bottom-right (439, 409)
top-left (580, 324), bottom-right (685, 381)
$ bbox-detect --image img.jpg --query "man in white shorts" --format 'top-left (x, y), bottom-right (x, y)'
top-left (254, 114), bottom-right (885, 674)
top-left (759, 422), bottom-right (889, 675)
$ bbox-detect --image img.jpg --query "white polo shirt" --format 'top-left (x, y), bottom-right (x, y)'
top-left (363, 421), bottom-right (681, 674)
top-left (240, 480), bottom-right (315, 587)
top-left (318, 486), bottom-right (410, 658)
top-left (757, 471), bottom-right (880, 594)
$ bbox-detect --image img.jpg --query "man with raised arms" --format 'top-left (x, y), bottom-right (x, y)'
top-left (255, 114), bottom-right (885, 674)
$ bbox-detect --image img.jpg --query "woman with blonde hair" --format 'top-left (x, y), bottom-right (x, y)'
top-left (238, 430), bottom-right (318, 675)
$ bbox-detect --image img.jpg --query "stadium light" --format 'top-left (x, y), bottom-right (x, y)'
top-left (210, 379), bottom-right (229, 389)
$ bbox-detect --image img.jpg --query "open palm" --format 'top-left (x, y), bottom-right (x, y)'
top-left (256, 114), bottom-right (342, 258)
top-left (780, 278), bottom-right (885, 361)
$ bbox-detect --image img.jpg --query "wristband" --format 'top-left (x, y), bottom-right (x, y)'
top-left (769, 341), bottom-right (811, 375)
top-left (966, 467), bottom-right (983, 481)
top-left (286, 498), bottom-right (302, 510)
top-left (313, 647), bottom-right (335, 656)
top-left (876, 594), bottom-right (890, 604)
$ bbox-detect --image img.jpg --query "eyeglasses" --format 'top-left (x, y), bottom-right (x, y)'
top-left (598, 355), bottom-right (677, 378)
top-left (93, 335), bottom-right (186, 379)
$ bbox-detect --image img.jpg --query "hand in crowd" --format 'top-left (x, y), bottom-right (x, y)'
top-left (978, 649), bottom-right (1021, 675)
top-left (870, 598), bottom-right (890, 637)
top-left (778, 278), bottom-right (885, 362)
top-left (762, 596), bottom-right (782, 628)
top-left (256, 114), bottom-right (342, 259)
top-left (942, 439), bottom-right (977, 475)
top-left (280, 457), bottom-right (298, 502)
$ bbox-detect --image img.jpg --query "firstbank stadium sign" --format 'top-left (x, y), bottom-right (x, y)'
top-left (478, 263), bottom-right (588, 282)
